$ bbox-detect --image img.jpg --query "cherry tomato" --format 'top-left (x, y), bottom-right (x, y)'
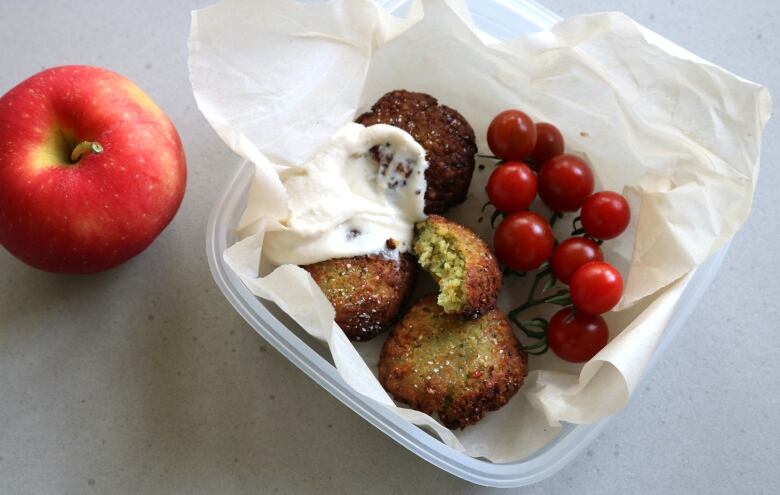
top-left (551, 237), bottom-right (604, 284)
top-left (493, 211), bottom-right (554, 272)
top-left (569, 261), bottom-right (623, 314)
top-left (581, 191), bottom-right (631, 240)
top-left (537, 154), bottom-right (594, 212)
top-left (529, 122), bottom-right (564, 167)
top-left (487, 110), bottom-right (537, 161)
top-left (548, 307), bottom-right (609, 363)
top-left (486, 161), bottom-right (537, 213)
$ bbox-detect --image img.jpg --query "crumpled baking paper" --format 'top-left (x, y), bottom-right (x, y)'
top-left (188, 0), bottom-right (771, 462)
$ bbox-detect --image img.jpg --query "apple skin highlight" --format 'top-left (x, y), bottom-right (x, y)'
top-left (0, 65), bottom-right (186, 273)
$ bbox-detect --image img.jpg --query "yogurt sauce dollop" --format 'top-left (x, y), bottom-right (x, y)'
top-left (262, 123), bottom-right (429, 266)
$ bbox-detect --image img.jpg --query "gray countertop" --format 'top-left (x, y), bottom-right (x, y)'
top-left (0, 1), bottom-right (778, 494)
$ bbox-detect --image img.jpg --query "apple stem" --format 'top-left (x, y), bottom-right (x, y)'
top-left (70, 141), bottom-right (103, 163)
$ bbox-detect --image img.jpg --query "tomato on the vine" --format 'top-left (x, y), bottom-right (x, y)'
top-left (548, 306), bottom-right (609, 362)
top-left (581, 191), bottom-right (631, 240)
top-left (529, 122), bottom-right (564, 167)
top-left (487, 110), bottom-right (537, 161)
top-left (537, 154), bottom-right (594, 212)
top-left (486, 161), bottom-right (537, 213)
top-left (493, 211), bottom-right (554, 272)
top-left (569, 261), bottom-right (623, 314)
top-left (551, 237), bottom-right (604, 284)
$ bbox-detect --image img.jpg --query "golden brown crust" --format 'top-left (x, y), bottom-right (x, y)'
top-left (378, 295), bottom-right (527, 429)
top-left (356, 90), bottom-right (477, 214)
top-left (414, 215), bottom-right (502, 319)
top-left (303, 253), bottom-right (417, 341)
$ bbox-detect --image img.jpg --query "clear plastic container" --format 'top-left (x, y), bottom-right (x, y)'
top-left (205, 0), bottom-right (730, 487)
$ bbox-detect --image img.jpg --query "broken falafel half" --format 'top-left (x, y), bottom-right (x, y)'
top-left (413, 215), bottom-right (501, 319)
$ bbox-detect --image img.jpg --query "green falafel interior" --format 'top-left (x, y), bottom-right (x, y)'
top-left (413, 219), bottom-right (468, 314)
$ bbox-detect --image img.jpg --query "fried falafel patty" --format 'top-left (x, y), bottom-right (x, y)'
top-left (356, 90), bottom-right (477, 214)
top-left (413, 215), bottom-right (501, 319)
top-left (303, 253), bottom-right (417, 342)
top-left (378, 295), bottom-right (527, 429)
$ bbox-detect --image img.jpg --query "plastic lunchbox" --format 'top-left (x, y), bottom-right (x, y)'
top-left (205, 0), bottom-right (730, 487)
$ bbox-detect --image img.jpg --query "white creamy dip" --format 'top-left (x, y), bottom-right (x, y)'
top-left (262, 123), bottom-right (429, 266)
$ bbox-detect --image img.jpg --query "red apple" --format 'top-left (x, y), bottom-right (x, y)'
top-left (0, 65), bottom-right (186, 273)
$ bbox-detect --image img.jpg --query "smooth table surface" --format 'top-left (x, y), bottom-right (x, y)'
top-left (0, 1), bottom-right (778, 494)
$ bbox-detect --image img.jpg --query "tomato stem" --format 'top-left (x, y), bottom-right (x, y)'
top-left (521, 340), bottom-right (549, 354)
top-left (508, 262), bottom-right (572, 356)
top-left (508, 289), bottom-right (571, 317)
top-left (516, 318), bottom-right (547, 339)
top-left (549, 210), bottom-right (563, 227)
top-left (507, 265), bottom-right (570, 319)
top-left (490, 209), bottom-right (503, 228)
